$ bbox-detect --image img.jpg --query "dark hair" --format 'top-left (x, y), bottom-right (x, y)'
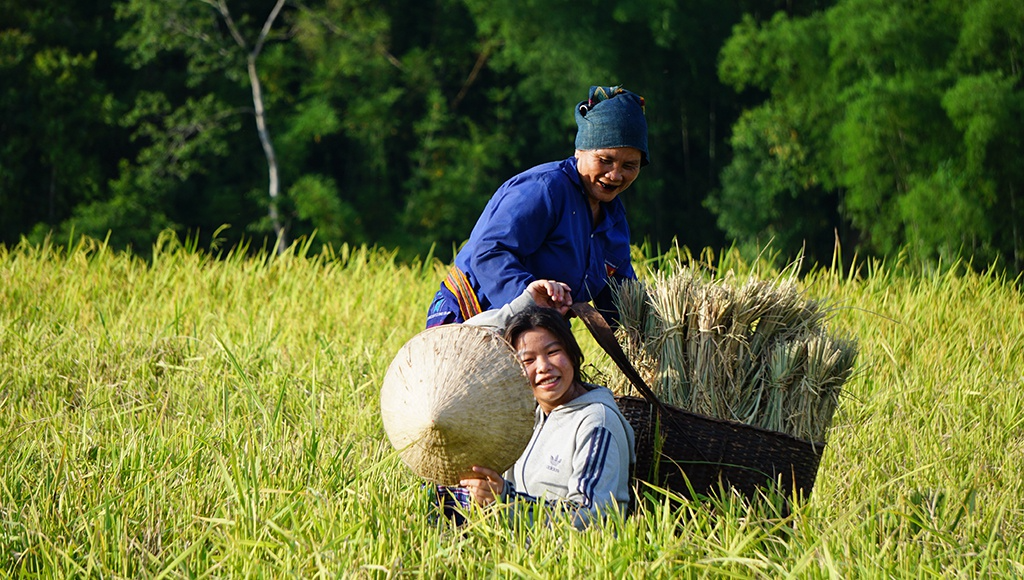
top-left (503, 306), bottom-right (584, 382)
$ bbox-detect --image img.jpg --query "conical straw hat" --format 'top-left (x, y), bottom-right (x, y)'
top-left (380, 324), bottom-right (535, 485)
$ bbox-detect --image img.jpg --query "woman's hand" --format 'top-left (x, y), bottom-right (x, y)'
top-left (526, 280), bottom-right (573, 315)
top-left (460, 466), bottom-right (505, 506)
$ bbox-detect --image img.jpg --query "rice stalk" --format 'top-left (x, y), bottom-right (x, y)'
top-left (612, 279), bottom-right (658, 397)
top-left (761, 339), bottom-right (806, 433)
top-left (792, 330), bottom-right (858, 441)
top-left (611, 268), bottom-right (858, 442)
top-left (725, 280), bottom-right (766, 420)
top-left (650, 272), bottom-right (695, 407)
top-left (693, 285), bottom-right (734, 416)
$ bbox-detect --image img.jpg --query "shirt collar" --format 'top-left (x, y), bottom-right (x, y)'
top-left (562, 155), bottom-right (582, 187)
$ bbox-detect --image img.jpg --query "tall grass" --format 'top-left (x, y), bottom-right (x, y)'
top-left (1, 234), bottom-right (1022, 577)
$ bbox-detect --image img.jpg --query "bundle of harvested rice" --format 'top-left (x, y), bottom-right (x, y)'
top-left (611, 269), bottom-right (857, 443)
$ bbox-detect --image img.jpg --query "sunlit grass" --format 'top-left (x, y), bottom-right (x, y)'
top-left (1, 234), bottom-right (1022, 577)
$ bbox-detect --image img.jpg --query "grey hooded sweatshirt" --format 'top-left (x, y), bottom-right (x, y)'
top-left (504, 383), bottom-right (636, 529)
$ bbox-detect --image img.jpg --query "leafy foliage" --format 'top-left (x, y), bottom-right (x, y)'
top-left (0, 1), bottom-right (122, 243)
top-left (1, 0), bottom-right (1021, 272)
top-left (714, 0), bottom-right (1024, 270)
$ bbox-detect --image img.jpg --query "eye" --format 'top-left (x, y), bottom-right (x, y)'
top-left (521, 357), bottom-right (535, 365)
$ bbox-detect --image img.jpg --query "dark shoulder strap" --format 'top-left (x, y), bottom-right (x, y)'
top-left (570, 302), bottom-right (667, 413)
top-left (572, 301), bottom-right (711, 463)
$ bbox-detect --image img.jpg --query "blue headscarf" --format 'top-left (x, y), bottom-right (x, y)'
top-left (574, 85), bottom-right (649, 166)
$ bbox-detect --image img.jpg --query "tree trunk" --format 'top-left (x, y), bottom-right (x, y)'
top-left (248, 55), bottom-right (286, 254)
top-left (215, 0), bottom-right (288, 254)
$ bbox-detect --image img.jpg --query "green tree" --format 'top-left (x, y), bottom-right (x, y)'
top-left (291, 0), bottom-right (530, 257)
top-left (283, 0), bottom-right (420, 251)
top-left (4, 0), bottom-right (855, 262)
top-left (0, 1), bottom-right (122, 245)
top-left (111, 0), bottom-right (293, 252)
top-left (454, 0), bottom-right (826, 256)
top-left (715, 0), bottom-right (1024, 270)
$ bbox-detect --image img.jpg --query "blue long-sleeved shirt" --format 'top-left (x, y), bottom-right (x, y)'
top-left (453, 156), bottom-right (636, 317)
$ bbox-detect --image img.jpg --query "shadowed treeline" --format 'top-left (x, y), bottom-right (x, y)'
top-left (2, 0), bottom-right (1022, 272)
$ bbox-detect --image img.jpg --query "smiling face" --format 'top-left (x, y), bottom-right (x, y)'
top-left (574, 147), bottom-right (643, 212)
top-left (515, 327), bottom-right (582, 414)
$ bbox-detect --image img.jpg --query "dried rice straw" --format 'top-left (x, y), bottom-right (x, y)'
top-left (612, 269), bottom-right (857, 443)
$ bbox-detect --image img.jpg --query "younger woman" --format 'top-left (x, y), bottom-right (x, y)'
top-left (461, 304), bottom-right (636, 529)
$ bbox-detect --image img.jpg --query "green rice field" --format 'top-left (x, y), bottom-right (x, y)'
top-left (1, 234), bottom-right (1022, 577)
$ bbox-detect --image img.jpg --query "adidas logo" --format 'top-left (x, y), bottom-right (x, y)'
top-left (546, 454), bottom-right (563, 472)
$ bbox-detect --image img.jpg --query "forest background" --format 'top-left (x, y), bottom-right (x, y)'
top-left (2, 0), bottom-right (1022, 271)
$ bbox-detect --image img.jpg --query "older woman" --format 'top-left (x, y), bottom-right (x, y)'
top-left (425, 85), bottom-right (649, 328)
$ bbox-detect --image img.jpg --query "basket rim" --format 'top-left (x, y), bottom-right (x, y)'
top-left (615, 394), bottom-right (828, 449)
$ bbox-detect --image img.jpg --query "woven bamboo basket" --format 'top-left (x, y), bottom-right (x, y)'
top-left (572, 303), bottom-right (824, 501)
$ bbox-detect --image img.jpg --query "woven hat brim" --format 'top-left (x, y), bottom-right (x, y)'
top-left (380, 324), bottom-right (535, 485)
